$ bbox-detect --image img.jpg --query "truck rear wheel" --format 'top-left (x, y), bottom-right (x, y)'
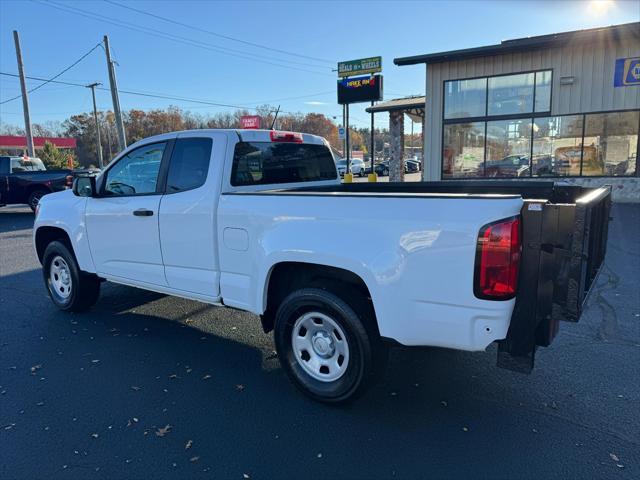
top-left (274, 288), bottom-right (383, 403)
top-left (42, 241), bottom-right (100, 312)
top-left (28, 189), bottom-right (47, 212)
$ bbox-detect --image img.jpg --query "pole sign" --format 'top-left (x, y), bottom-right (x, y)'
top-left (240, 115), bottom-right (261, 129)
top-left (338, 75), bottom-right (383, 105)
top-left (338, 126), bottom-right (346, 140)
top-left (338, 57), bottom-right (382, 78)
top-left (614, 57), bottom-right (640, 87)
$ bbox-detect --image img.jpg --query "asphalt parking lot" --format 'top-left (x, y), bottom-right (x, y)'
top-left (1, 203), bottom-right (638, 480)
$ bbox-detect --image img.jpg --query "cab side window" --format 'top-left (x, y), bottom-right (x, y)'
top-left (165, 138), bottom-right (212, 193)
top-left (104, 142), bottom-right (166, 196)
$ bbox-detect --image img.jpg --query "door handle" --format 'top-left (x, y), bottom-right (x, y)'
top-left (133, 208), bottom-right (154, 217)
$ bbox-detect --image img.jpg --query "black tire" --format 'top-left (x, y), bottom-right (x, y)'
top-left (42, 240), bottom-right (100, 312)
top-left (28, 189), bottom-right (48, 212)
top-left (274, 288), bottom-right (385, 403)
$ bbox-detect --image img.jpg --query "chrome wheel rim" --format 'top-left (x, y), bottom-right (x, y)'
top-left (30, 192), bottom-right (43, 209)
top-left (291, 311), bottom-right (349, 382)
top-left (49, 255), bottom-right (72, 300)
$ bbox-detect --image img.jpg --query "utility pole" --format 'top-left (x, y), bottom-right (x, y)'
top-left (86, 83), bottom-right (104, 169)
top-left (103, 35), bottom-right (126, 151)
top-left (13, 30), bottom-right (35, 157)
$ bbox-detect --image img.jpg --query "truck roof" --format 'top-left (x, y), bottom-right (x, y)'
top-left (126, 129), bottom-right (328, 151)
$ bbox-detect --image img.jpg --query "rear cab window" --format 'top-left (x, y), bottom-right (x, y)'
top-left (231, 141), bottom-right (336, 186)
top-left (10, 157), bottom-right (46, 173)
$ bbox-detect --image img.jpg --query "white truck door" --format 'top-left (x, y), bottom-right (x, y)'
top-left (85, 141), bottom-right (169, 286)
top-left (158, 132), bottom-right (225, 299)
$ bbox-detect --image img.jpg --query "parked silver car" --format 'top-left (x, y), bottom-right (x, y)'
top-left (336, 158), bottom-right (366, 177)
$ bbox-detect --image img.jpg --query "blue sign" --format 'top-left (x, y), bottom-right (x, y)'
top-left (614, 57), bottom-right (640, 87)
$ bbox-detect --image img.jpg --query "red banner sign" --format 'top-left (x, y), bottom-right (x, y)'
top-left (240, 115), bottom-right (261, 129)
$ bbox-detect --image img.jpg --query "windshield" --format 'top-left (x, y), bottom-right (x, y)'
top-left (10, 157), bottom-right (46, 172)
top-left (231, 142), bottom-right (337, 186)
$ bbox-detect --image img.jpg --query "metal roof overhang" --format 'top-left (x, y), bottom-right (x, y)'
top-left (394, 22), bottom-right (640, 66)
top-left (366, 96), bottom-right (425, 122)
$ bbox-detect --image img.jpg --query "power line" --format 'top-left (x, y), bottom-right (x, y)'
top-left (36, 1), bottom-right (333, 76)
top-left (0, 41), bottom-right (103, 105)
top-left (0, 72), bottom-right (313, 115)
top-left (103, 0), bottom-right (334, 65)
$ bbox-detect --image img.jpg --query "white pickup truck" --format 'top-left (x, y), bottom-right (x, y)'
top-left (33, 129), bottom-right (611, 402)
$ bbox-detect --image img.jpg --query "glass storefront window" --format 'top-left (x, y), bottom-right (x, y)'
top-left (488, 73), bottom-right (535, 116)
top-left (532, 115), bottom-right (583, 176)
top-left (444, 78), bottom-right (487, 119)
top-left (485, 119), bottom-right (532, 177)
top-left (582, 111), bottom-right (639, 176)
top-left (442, 122), bottom-right (485, 178)
top-left (534, 71), bottom-right (552, 112)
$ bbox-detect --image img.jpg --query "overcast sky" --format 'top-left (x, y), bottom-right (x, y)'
top-left (0, 0), bottom-right (638, 132)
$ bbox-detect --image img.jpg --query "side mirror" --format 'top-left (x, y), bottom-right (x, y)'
top-left (72, 175), bottom-right (98, 197)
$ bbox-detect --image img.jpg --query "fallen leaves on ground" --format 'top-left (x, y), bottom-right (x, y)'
top-left (610, 453), bottom-right (620, 462)
top-left (155, 425), bottom-right (172, 437)
top-left (235, 384), bottom-right (245, 391)
top-left (126, 418), bottom-right (139, 427)
top-left (202, 374), bottom-right (212, 380)
top-left (185, 440), bottom-right (193, 450)
top-left (131, 386), bottom-right (141, 391)
top-left (189, 456), bottom-right (200, 463)
top-left (169, 374), bottom-right (178, 379)
top-left (91, 433), bottom-right (99, 438)
top-left (462, 427), bottom-right (469, 432)
top-left (30, 364), bottom-right (42, 374)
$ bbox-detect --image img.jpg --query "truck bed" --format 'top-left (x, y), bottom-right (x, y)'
top-left (228, 180), bottom-right (612, 373)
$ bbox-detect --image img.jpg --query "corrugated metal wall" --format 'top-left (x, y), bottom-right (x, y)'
top-left (423, 37), bottom-right (640, 180)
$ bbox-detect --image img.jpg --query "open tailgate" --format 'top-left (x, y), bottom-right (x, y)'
top-left (497, 185), bottom-right (612, 373)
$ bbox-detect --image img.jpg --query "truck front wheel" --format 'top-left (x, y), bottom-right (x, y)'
top-left (274, 288), bottom-right (382, 403)
top-left (42, 241), bottom-right (100, 312)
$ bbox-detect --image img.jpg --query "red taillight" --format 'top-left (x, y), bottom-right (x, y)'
top-left (65, 175), bottom-right (73, 187)
top-left (474, 216), bottom-right (521, 300)
top-left (270, 130), bottom-right (303, 143)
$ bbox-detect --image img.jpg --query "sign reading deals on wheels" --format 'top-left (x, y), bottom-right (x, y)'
top-left (614, 57), bottom-right (640, 87)
top-left (338, 57), bottom-right (382, 78)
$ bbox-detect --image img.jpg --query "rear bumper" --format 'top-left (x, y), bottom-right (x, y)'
top-left (380, 299), bottom-right (514, 351)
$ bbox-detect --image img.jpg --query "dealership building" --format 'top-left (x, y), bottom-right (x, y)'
top-left (395, 22), bottom-right (639, 201)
